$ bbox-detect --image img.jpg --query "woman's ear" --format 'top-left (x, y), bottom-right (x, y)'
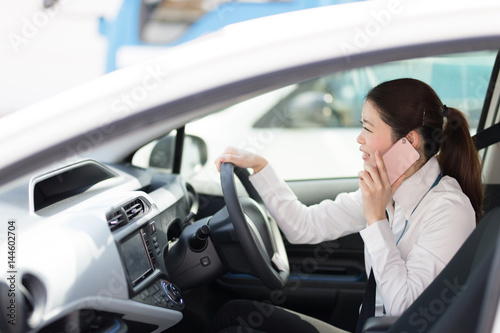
top-left (406, 130), bottom-right (420, 148)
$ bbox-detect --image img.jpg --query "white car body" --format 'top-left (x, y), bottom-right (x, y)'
top-left (1, 0), bottom-right (500, 332)
top-left (2, 0), bottom-right (500, 184)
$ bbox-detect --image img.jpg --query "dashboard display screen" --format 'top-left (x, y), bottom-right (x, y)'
top-left (121, 231), bottom-right (153, 285)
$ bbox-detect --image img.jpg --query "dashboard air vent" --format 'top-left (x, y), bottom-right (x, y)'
top-left (106, 198), bottom-right (148, 231)
top-left (107, 210), bottom-right (126, 230)
top-left (124, 199), bottom-right (145, 221)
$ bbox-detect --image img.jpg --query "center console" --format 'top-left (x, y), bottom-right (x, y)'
top-left (115, 207), bottom-right (184, 312)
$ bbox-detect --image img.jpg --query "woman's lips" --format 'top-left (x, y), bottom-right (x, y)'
top-left (361, 150), bottom-right (370, 160)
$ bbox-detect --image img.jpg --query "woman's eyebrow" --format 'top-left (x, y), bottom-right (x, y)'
top-left (361, 119), bottom-right (374, 127)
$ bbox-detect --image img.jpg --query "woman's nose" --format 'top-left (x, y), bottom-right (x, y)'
top-left (356, 132), bottom-right (364, 145)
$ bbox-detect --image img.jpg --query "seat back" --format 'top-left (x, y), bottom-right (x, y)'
top-left (387, 206), bottom-right (500, 333)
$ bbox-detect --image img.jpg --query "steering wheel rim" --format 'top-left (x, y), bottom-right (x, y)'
top-left (220, 162), bottom-right (289, 290)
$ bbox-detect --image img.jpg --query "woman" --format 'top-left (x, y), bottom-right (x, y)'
top-left (209, 78), bottom-right (482, 333)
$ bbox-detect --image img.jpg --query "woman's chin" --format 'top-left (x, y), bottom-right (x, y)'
top-left (363, 159), bottom-right (374, 169)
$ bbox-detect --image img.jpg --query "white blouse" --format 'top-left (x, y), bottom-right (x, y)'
top-left (249, 156), bottom-right (475, 316)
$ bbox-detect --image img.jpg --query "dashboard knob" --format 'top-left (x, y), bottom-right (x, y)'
top-left (162, 281), bottom-right (183, 305)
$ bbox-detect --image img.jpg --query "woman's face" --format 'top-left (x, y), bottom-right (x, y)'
top-left (357, 100), bottom-right (394, 168)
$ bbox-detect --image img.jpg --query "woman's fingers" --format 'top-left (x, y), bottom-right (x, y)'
top-left (374, 151), bottom-right (391, 185)
top-left (359, 150), bottom-right (396, 225)
top-left (361, 151), bottom-right (391, 190)
top-left (215, 146), bottom-right (240, 171)
top-left (215, 147), bottom-right (268, 173)
top-left (358, 170), bottom-right (373, 188)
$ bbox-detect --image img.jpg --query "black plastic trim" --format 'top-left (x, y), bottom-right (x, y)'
top-left (33, 161), bottom-right (117, 211)
top-left (172, 127), bottom-right (185, 174)
top-left (477, 50), bottom-right (500, 132)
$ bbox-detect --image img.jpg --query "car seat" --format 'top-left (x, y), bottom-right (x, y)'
top-left (362, 206), bottom-right (500, 333)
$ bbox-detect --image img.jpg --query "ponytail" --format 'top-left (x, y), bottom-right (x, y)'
top-left (438, 107), bottom-right (483, 223)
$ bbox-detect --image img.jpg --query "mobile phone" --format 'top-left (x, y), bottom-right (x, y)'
top-left (378, 138), bottom-right (420, 185)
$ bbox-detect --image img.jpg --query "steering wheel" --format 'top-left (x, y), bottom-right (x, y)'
top-left (220, 162), bottom-right (289, 290)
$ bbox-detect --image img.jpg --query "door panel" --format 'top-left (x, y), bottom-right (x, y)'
top-left (215, 239), bottom-right (364, 332)
top-left (287, 177), bottom-right (360, 204)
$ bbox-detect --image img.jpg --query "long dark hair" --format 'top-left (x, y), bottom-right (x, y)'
top-left (367, 78), bottom-right (483, 223)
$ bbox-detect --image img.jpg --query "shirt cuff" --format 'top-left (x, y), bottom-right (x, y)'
top-left (360, 219), bottom-right (394, 253)
top-left (249, 163), bottom-right (280, 196)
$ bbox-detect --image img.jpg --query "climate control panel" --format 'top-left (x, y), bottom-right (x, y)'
top-left (133, 279), bottom-right (184, 311)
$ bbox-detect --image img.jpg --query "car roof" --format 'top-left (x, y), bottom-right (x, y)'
top-left (1, 0), bottom-right (500, 188)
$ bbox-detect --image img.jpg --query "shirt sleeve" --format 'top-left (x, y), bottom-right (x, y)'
top-left (250, 164), bottom-right (366, 244)
top-left (360, 189), bottom-right (475, 316)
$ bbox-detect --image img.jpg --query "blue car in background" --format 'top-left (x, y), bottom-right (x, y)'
top-left (99, 0), bottom-right (361, 72)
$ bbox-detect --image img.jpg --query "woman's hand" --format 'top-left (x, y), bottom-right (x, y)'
top-left (358, 151), bottom-right (405, 225)
top-left (215, 146), bottom-right (268, 174)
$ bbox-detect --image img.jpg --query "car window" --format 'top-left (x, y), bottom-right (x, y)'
top-left (130, 51), bottom-right (496, 181)
top-left (182, 50), bottom-right (496, 182)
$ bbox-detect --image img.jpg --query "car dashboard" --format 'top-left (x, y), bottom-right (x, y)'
top-left (0, 159), bottom-right (198, 332)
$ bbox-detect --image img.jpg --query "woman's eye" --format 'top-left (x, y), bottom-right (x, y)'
top-left (359, 121), bottom-right (372, 133)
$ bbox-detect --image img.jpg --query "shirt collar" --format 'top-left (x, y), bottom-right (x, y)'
top-left (393, 156), bottom-right (441, 220)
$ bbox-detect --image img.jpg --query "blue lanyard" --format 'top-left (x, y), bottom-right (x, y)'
top-left (395, 173), bottom-right (443, 245)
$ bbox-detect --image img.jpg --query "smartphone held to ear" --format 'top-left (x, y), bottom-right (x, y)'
top-left (376, 138), bottom-right (420, 185)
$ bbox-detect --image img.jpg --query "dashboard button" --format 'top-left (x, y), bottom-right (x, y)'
top-left (200, 256), bottom-right (211, 267)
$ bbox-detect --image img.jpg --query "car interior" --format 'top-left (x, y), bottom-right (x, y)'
top-left (1, 46), bottom-right (500, 333)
